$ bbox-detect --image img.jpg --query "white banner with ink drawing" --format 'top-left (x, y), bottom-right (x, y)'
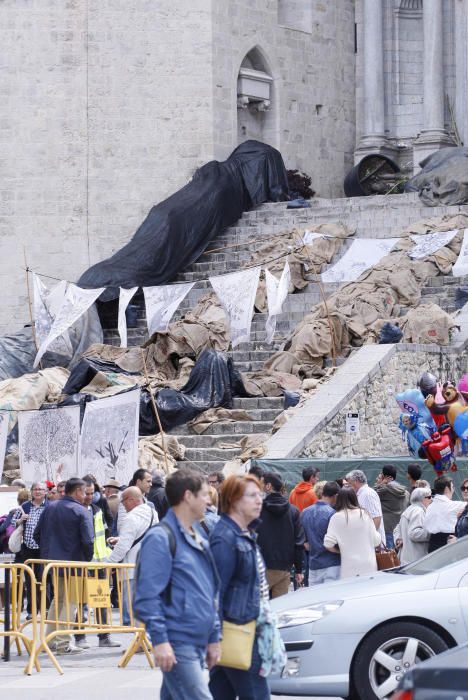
top-left (34, 283), bottom-right (105, 367)
top-left (143, 282), bottom-right (195, 336)
top-left (209, 267), bottom-right (261, 348)
top-left (79, 390), bottom-right (140, 486)
top-left (18, 405), bottom-right (80, 484)
top-left (321, 238), bottom-right (399, 283)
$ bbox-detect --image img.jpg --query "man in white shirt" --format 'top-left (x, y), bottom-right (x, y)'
top-left (424, 476), bottom-right (464, 552)
top-left (345, 469), bottom-right (385, 546)
top-left (117, 468), bottom-right (154, 534)
top-left (103, 486), bottom-right (157, 625)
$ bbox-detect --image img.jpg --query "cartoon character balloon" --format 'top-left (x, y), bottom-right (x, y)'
top-left (425, 380), bottom-right (466, 430)
top-left (422, 428), bottom-right (457, 476)
top-left (395, 389), bottom-right (436, 430)
top-left (419, 372), bottom-right (447, 429)
top-left (398, 413), bottom-right (433, 459)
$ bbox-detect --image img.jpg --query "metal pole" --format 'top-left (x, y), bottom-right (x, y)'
top-left (3, 567), bottom-right (11, 661)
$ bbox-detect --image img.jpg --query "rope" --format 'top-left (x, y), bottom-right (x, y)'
top-left (24, 246), bottom-right (302, 289)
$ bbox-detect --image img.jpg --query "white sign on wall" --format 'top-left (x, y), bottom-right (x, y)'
top-left (346, 412), bottom-right (360, 435)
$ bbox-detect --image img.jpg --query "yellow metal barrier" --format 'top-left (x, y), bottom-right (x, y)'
top-left (0, 562), bottom-right (40, 674)
top-left (26, 560), bottom-right (154, 675)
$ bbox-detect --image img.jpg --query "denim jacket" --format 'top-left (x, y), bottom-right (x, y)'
top-left (133, 509), bottom-right (221, 648)
top-left (209, 514), bottom-right (260, 625)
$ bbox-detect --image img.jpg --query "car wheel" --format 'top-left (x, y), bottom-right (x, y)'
top-left (351, 621), bottom-right (449, 700)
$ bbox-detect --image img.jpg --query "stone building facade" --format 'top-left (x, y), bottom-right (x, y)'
top-left (0, 0), bottom-right (356, 334)
top-left (355, 0), bottom-right (468, 171)
top-left (3, 0), bottom-right (468, 335)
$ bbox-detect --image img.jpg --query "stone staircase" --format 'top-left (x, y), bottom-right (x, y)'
top-left (102, 192), bottom-right (468, 472)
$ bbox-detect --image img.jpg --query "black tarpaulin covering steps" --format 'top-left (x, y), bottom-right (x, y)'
top-left (0, 306), bottom-right (103, 381)
top-left (78, 141), bottom-right (289, 301)
top-left (62, 349), bottom-right (250, 435)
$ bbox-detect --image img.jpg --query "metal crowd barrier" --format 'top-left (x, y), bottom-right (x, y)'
top-left (0, 561), bottom-right (40, 674)
top-left (23, 560), bottom-right (154, 675)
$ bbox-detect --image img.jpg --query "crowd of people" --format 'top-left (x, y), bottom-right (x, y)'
top-left (1, 461), bottom-right (468, 699)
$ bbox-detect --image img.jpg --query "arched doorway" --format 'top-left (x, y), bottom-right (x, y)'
top-left (237, 48), bottom-right (276, 146)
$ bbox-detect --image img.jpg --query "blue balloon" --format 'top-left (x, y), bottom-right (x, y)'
top-left (395, 389), bottom-right (435, 429)
top-left (454, 411), bottom-right (468, 455)
top-left (454, 410), bottom-right (468, 437)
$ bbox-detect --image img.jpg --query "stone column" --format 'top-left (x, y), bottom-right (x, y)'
top-left (413, 0), bottom-right (454, 170)
top-left (355, 0), bottom-right (394, 162)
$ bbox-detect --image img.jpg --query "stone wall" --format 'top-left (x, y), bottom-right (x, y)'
top-left (212, 0), bottom-right (356, 199)
top-left (0, 0), bottom-right (356, 335)
top-left (302, 350), bottom-right (467, 460)
top-left (0, 0), bottom-right (214, 335)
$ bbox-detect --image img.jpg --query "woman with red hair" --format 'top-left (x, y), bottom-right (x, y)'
top-left (209, 474), bottom-right (282, 699)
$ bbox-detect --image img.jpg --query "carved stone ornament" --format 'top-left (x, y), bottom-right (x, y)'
top-left (237, 67), bottom-right (272, 111)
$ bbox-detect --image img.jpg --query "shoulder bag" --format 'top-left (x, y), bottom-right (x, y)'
top-left (219, 619), bottom-right (256, 670)
top-left (8, 524), bottom-right (24, 554)
top-left (376, 546), bottom-right (400, 570)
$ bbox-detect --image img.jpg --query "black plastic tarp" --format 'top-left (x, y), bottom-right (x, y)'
top-left (0, 307), bottom-right (103, 382)
top-left (78, 141), bottom-right (289, 301)
top-left (62, 349), bottom-right (249, 435)
top-left (148, 349), bottom-right (248, 434)
top-left (405, 146), bottom-right (468, 206)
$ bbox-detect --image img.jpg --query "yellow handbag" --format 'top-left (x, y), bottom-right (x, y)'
top-left (219, 619), bottom-right (256, 670)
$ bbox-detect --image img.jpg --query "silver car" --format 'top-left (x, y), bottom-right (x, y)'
top-left (270, 538), bottom-right (468, 700)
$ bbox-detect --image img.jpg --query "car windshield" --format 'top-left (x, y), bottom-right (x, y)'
top-left (394, 537), bottom-right (468, 575)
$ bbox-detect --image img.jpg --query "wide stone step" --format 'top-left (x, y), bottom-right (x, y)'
top-left (183, 447), bottom-right (246, 461)
top-left (170, 430), bottom-right (272, 447)
top-left (197, 408), bottom-right (284, 421)
top-left (171, 420), bottom-right (276, 436)
top-left (230, 360), bottom-right (266, 372)
top-left (229, 350), bottom-right (277, 361)
top-left (232, 397), bottom-right (284, 408)
top-left (176, 461), bottom-right (227, 473)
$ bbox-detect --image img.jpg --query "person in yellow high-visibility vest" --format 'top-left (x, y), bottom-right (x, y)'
top-left (74, 480), bottom-right (121, 650)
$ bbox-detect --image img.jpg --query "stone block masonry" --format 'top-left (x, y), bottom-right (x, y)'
top-left (0, 0), bottom-right (356, 335)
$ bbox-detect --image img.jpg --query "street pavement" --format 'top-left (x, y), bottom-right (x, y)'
top-left (0, 631), bottom-right (340, 700)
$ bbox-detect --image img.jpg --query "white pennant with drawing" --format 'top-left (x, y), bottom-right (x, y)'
top-left (118, 287), bottom-right (139, 347)
top-left (143, 282), bottom-right (195, 336)
top-left (33, 274), bottom-right (73, 357)
top-left (321, 238), bottom-right (399, 283)
top-left (409, 229), bottom-right (459, 259)
top-left (34, 283), bottom-right (105, 367)
top-left (265, 261), bottom-right (291, 344)
top-left (452, 228), bottom-right (468, 277)
top-left (209, 267), bottom-right (261, 348)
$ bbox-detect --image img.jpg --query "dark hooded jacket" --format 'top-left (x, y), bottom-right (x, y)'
top-left (148, 475), bottom-right (169, 521)
top-left (256, 492), bottom-right (305, 571)
top-left (375, 480), bottom-right (410, 533)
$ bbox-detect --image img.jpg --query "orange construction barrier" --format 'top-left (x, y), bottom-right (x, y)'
top-left (25, 560), bottom-right (154, 675)
top-left (0, 561), bottom-right (40, 674)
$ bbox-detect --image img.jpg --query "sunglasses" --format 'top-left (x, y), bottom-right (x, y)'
top-left (461, 486), bottom-right (468, 492)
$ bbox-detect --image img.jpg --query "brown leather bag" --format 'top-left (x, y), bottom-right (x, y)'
top-left (375, 547), bottom-right (400, 570)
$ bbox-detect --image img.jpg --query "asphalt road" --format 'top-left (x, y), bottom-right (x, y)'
top-left (1, 633), bottom-right (340, 699)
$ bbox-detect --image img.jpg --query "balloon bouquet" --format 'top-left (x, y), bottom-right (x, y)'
top-left (396, 373), bottom-right (468, 476)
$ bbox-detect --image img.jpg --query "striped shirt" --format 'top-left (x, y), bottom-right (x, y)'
top-left (255, 546), bottom-right (270, 604)
top-left (356, 484), bottom-right (385, 546)
top-left (15, 501), bottom-right (47, 550)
